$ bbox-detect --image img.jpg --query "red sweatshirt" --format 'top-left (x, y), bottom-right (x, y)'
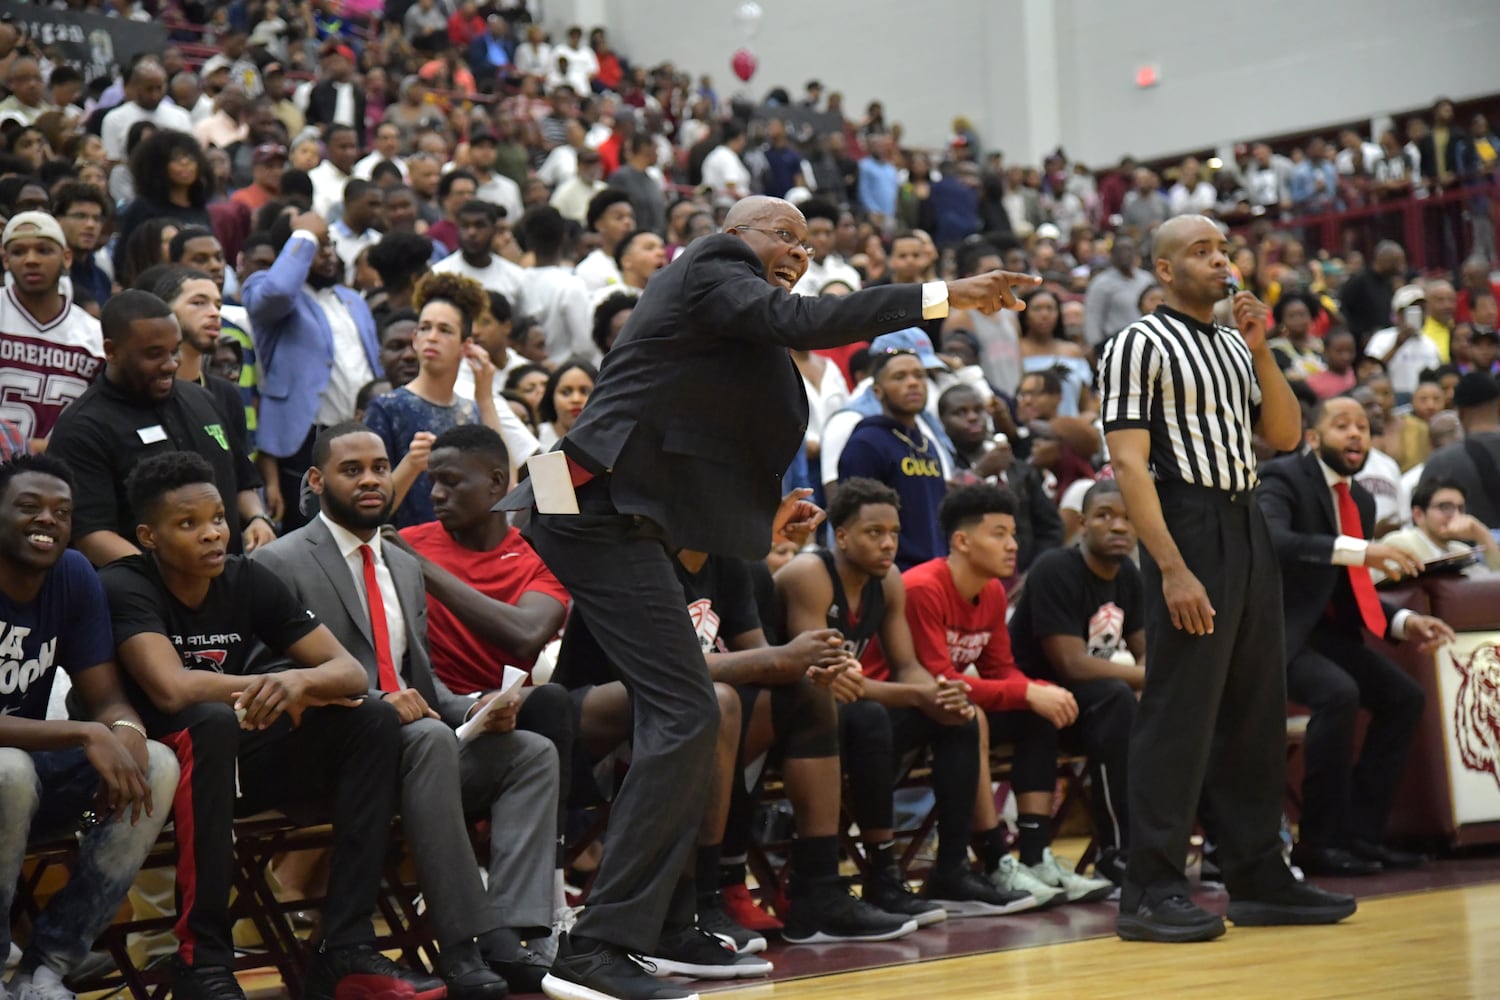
top-left (891, 557), bottom-right (1035, 711)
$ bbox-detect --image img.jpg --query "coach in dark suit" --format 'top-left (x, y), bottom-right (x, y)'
top-left (503, 195), bottom-right (1035, 1000)
top-left (1257, 396), bottom-right (1453, 877)
top-left (254, 424), bottom-right (559, 996)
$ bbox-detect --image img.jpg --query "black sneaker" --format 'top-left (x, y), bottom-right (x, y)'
top-left (920, 866), bottom-right (1038, 918)
top-left (1226, 881), bottom-right (1357, 927)
top-left (540, 933), bottom-right (698, 1000)
top-left (170, 959), bottom-right (247, 1000)
top-left (863, 865), bottom-right (947, 927)
top-left (637, 925), bottom-right (772, 980)
top-left (1116, 895), bottom-right (1226, 943)
top-left (695, 894), bottom-right (768, 954)
top-left (781, 883), bottom-right (919, 944)
top-left (487, 947), bottom-right (550, 994)
top-left (305, 943), bottom-right (448, 1000)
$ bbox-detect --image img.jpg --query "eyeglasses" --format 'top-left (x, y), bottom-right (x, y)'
top-left (1429, 501), bottom-right (1465, 515)
top-left (732, 226), bottom-right (815, 255)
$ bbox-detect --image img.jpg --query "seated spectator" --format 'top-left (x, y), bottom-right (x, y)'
top-left (1268, 291), bottom-right (1328, 380)
top-left (368, 230), bottom-right (443, 320)
top-left (506, 363), bottom-right (551, 417)
top-left (1084, 235), bottom-right (1155, 350)
top-left (46, 292), bottom-right (272, 568)
top-left (308, 124), bottom-right (362, 221)
top-left (1380, 478), bottom-right (1500, 577)
top-left (608, 133), bottom-right (667, 237)
top-left (331, 179), bottom-right (384, 284)
top-left (591, 292), bottom-right (636, 357)
top-left (253, 424), bottom-right (557, 995)
top-left (100, 452), bottom-right (430, 1000)
top-left (889, 483), bottom-right (1114, 904)
top-left (426, 170), bottom-right (481, 257)
top-left (837, 347), bottom-right (947, 570)
top-left (1019, 288), bottom-right (1094, 418)
top-left (149, 266), bottom-right (254, 460)
top-left (364, 273), bottom-right (507, 528)
top-left (1419, 372), bottom-right (1500, 530)
top-left (1257, 397), bottom-right (1454, 877)
top-left (0, 212), bottom-right (104, 447)
top-left (1397, 409), bottom-right (1462, 524)
top-left (53, 181), bottom-right (113, 307)
top-left (0, 455), bottom-right (179, 1000)
top-left (378, 309), bottom-right (422, 390)
top-left (1455, 254), bottom-right (1500, 324)
top-left (1014, 369), bottom-right (1097, 498)
top-left (937, 384), bottom-right (1061, 573)
top-left (1468, 324), bottom-right (1500, 377)
top-left (1348, 382), bottom-right (1405, 533)
top-left (1009, 480), bottom-right (1144, 885)
top-left (1306, 329), bottom-right (1359, 400)
top-left (536, 359), bottom-right (597, 451)
top-left (777, 479), bottom-right (1035, 921)
top-left (611, 229), bottom-right (667, 297)
top-left (549, 145), bottom-right (606, 225)
top-left (792, 198), bottom-right (862, 297)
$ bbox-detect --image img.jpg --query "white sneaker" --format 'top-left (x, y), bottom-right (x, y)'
top-left (991, 855), bottom-right (1065, 909)
top-left (1026, 848), bottom-right (1116, 904)
top-left (17, 967), bottom-right (75, 1000)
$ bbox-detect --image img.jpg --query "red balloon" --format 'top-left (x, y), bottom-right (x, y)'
top-left (731, 48), bottom-right (758, 83)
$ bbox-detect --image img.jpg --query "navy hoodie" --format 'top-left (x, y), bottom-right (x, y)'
top-left (837, 413), bottom-right (948, 570)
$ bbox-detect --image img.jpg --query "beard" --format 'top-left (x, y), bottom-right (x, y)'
top-left (321, 487), bottom-right (392, 532)
top-left (1318, 439), bottom-right (1368, 478)
top-left (307, 266), bottom-right (341, 290)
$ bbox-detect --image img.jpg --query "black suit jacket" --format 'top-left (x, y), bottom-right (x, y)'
top-left (504, 234), bottom-right (926, 558)
top-left (305, 80), bottom-right (366, 131)
top-left (1256, 450), bottom-right (1402, 657)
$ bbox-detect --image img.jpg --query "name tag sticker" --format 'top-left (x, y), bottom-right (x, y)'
top-left (528, 451), bottom-right (580, 515)
top-left (137, 425), bottom-right (168, 444)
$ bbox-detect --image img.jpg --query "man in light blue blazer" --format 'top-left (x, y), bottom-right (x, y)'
top-left (243, 209), bottom-right (382, 531)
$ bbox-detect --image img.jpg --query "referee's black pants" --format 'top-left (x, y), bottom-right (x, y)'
top-left (1122, 483), bottom-right (1294, 911)
top-left (524, 503), bottom-right (719, 953)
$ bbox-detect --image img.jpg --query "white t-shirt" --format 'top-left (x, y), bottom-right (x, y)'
top-left (702, 145), bottom-right (751, 201)
top-left (525, 266), bottom-right (595, 365)
top-left (432, 251), bottom-right (531, 314)
top-left (1059, 476), bottom-right (1097, 516)
top-left (574, 248), bottom-right (622, 293)
top-left (354, 152), bottom-right (407, 181)
top-left (1354, 447), bottom-right (1404, 530)
top-left (475, 172), bottom-right (524, 224)
top-left (331, 222), bottom-right (379, 284)
top-left (793, 256), bottom-right (862, 297)
top-left (1363, 326), bottom-right (1442, 395)
top-left (0, 286), bottom-right (104, 441)
top-left (101, 101), bottom-right (194, 161)
top-left (801, 359), bottom-right (849, 448)
top-left (451, 360), bottom-right (542, 479)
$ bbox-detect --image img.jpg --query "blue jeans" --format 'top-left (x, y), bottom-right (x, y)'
top-left (0, 742), bottom-right (179, 975)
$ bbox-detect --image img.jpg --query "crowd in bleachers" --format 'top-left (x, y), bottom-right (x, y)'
top-left (1, 3), bottom-right (1500, 999)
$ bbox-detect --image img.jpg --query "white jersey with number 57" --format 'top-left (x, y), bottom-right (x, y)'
top-left (0, 284), bottom-right (104, 442)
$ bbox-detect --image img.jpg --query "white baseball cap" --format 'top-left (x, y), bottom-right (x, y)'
top-left (2, 211), bottom-right (67, 249)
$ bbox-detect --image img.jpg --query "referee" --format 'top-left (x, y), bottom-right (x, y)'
top-left (1098, 215), bottom-right (1356, 943)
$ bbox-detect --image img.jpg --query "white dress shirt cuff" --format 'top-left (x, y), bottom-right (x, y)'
top-left (1331, 536), bottom-right (1368, 566)
top-left (1389, 609), bottom-right (1411, 641)
top-left (921, 281), bottom-right (949, 320)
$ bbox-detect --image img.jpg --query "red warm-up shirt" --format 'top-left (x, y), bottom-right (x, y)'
top-left (400, 522), bottom-right (570, 694)
top-left (894, 557), bottom-right (1036, 711)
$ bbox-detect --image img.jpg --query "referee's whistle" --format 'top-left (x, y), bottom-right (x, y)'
top-left (1223, 273), bottom-right (1242, 298)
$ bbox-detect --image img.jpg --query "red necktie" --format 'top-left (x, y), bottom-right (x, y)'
top-left (359, 544), bottom-right (401, 693)
top-left (1333, 482), bottom-right (1387, 636)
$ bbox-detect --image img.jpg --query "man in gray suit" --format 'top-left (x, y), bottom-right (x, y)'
top-left (252, 422), bottom-right (560, 997)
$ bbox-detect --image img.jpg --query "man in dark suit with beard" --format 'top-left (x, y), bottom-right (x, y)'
top-left (503, 195), bottom-right (1036, 1000)
top-left (1257, 396), bottom-right (1453, 877)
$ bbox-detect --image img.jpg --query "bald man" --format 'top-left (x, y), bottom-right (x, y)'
top-left (1098, 215), bottom-right (1354, 944)
top-left (0, 58), bottom-right (52, 125)
top-left (101, 60), bottom-right (193, 163)
top-left (504, 195), bottom-right (1036, 1000)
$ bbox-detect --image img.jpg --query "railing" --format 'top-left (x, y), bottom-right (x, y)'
top-left (1231, 179), bottom-right (1499, 274)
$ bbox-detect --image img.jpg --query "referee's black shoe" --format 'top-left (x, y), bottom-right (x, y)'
top-left (1226, 881), bottom-right (1357, 927)
top-left (1116, 895), bottom-right (1226, 943)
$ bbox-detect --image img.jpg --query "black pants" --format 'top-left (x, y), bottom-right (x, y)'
top-left (147, 699), bottom-right (401, 968)
top-left (517, 682), bottom-right (577, 867)
top-left (837, 700), bottom-right (979, 871)
top-left (1124, 484), bottom-right (1292, 910)
top-left (524, 508), bottom-right (718, 954)
top-left (1287, 630), bottom-right (1425, 849)
top-left (1060, 678), bottom-right (1136, 852)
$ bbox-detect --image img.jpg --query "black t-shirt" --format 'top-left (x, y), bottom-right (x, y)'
top-left (47, 377), bottom-right (262, 555)
top-left (100, 555), bottom-right (320, 702)
top-left (1008, 547), bottom-right (1144, 684)
top-left (551, 555), bottom-right (761, 689)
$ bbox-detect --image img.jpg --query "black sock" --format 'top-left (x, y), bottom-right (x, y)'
top-left (790, 835), bottom-right (840, 896)
top-left (974, 825), bottom-right (1010, 874)
top-left (867, 839), bottom-right (896, 873)
top-left (719, 856), bottom-right (748, 888)
top-left (1017, 814), bottom-right (1048, 866)
top-left (696, 844), bottom-right (721, 907)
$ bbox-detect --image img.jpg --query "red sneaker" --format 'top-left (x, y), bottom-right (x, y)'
top-left (722, 882), bottom-right (784, 932)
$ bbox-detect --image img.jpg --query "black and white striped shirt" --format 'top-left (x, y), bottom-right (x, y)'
top-left (1098, 306), bottom-right (1263, 493)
